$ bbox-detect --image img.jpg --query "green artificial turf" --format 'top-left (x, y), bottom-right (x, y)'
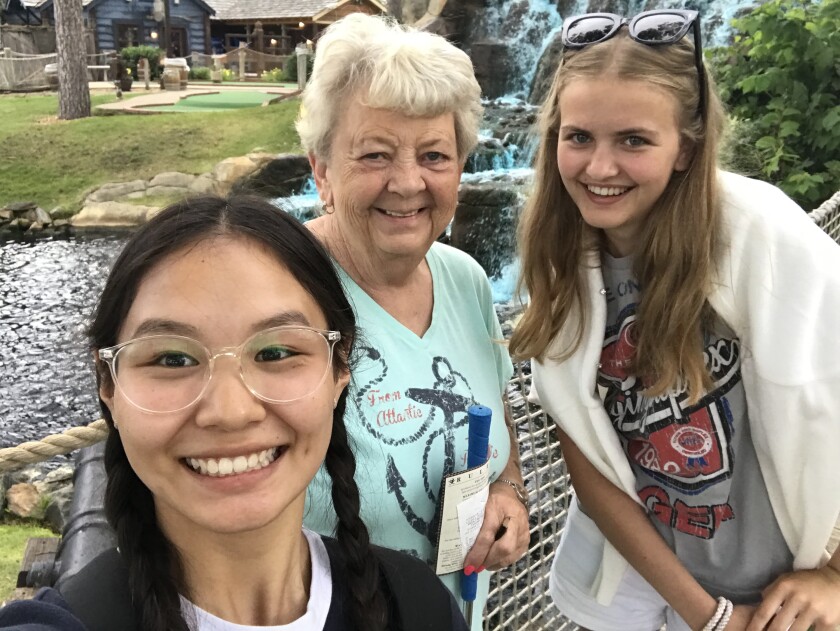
top-left (144, 90), bottom-right (278, 112)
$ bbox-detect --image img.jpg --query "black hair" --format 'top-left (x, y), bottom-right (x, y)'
top-left (88, 195), bottom-right (388, 631)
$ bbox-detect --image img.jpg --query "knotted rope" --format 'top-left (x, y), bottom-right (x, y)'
top-left (0, 420), bottom-right (109, 473)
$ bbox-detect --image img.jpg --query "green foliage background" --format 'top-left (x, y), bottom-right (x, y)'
top-left (120, 45), bottom-right (164, 80)
top-left (710, 0), bottom-right (840, 207)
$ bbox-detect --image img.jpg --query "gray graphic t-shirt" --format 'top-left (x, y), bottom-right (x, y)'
top-left (599, 253), bottom-right (792, 603)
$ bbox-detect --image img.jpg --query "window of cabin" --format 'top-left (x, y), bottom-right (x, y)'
top-left (115, 23), bottom-right (141, 49)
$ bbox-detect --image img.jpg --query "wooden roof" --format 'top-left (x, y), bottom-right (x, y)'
top-left (207, 0), bottom-right (385, 23)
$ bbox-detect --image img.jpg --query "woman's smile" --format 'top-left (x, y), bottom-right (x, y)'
top-left (183, 445), bottom-right (284, 477)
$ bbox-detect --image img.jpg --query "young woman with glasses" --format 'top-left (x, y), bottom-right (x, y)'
top-left (0, 196), bottom-right (468, 631)
top-left (509, 10), bottom-right (840, 631)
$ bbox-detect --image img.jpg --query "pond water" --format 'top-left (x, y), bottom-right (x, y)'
top-left (0, 221), bottom-right (518, 447)
top-left (0, 234), bottom-right (125, 448)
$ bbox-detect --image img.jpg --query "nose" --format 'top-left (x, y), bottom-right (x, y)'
top-left (194, 355), bottom-right (266, 430)
top-left (585, 143), bottom-right (620, 181)
top-left (387, 157), bottom-right (426, 197)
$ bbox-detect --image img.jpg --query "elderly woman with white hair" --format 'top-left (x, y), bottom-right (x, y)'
top-left (298, 13), bottom-right (529, 627)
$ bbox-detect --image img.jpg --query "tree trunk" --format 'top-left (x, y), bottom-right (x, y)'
top-left (55, 0), bottom-right (91, 120)
top-left (163, 0), bottom-right (171, 57)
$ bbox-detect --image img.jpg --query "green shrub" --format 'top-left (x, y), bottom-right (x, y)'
top-left (720, 116), bottom-right (765, 178)
top-left (120, 45), bottom-right (163, 80)
top-left (708, 0), bottom-right (840, 207)
top-left (221, 68), bottom-right (236, 82)
top-left (189, 66), bottom-right (211, 80)
top-left (261, 67), bottom-right (286, 83)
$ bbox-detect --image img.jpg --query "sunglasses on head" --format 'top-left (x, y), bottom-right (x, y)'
top-left (561, 10), bottom-right (706, 120)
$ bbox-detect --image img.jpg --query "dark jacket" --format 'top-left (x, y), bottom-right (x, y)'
top-left (0, 536), bottom-right (468, 631)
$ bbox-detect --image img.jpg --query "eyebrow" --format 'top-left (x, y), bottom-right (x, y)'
top-left (251, 311), bottom-right (312, 331)
top-left (559, 125), bottom-right (660, 138)
top-left (131, 311), bottom-right (313, 339)
top-left (132, 319), bottom-right (199, 338)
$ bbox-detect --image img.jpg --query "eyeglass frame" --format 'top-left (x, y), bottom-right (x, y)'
top-left (560, 9), bottom-right (707, 122)
top-left (97, 326), bottom-right (342, 414)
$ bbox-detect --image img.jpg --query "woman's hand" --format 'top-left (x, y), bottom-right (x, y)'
top-left (747, 566), bottom-right (840, 631)
top-left (721, 605), bottom-right (757, 630)
top-left (462, 481), bottom-right (529, 572)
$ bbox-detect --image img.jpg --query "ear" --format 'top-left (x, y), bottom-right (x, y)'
top-left (93, 350), bottom-right (116, 417)
top-left (674, 137), bottom-right (694, 172)
top-left (333, 367), bottom-right (351, 408)
top-left (308, 151), bottom-right (333, 206)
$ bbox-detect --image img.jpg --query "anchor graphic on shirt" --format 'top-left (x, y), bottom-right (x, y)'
top-left (386, 385), bottom-right (472, 541)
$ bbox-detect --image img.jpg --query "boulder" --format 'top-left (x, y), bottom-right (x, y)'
top-left (43, 484), bottom-right (74, 532)
top-left (8, 217), bottom-right (32, 231)
top-left (40, 465), bottom-right (74, 491)
top-left (23, 207), bottom-right (52, 225)
top-left (5, 201), bottom-right (37, 213)
top-left (0, 209), bottom-right (13, 221)
top-left (149, 172), bottom-right (197, 189)
top-left (470, 40), bottom-right (515, 99)
top-left (143, 185), bottom-right (190, 199)
top-left (72, 201), bottom-right (154, 227)
top-left (6, 482), bottom-right (42, 518)
top-left (87, 180), bottom-right (148, 203)
top-left (452, 182), bottom-right (523, 277)
top-left (212, 157), bottom-right (262, 195)
top-left (189, 173), bottom-right (218, 195)
top-left (232, 153), bottom-right (312, 198)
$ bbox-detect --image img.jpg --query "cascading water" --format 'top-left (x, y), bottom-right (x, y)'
top-left (458, 0), bottom-right (764, 302)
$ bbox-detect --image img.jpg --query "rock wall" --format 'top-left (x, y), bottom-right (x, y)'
top-left (2, 464), bottom-right (74, 532)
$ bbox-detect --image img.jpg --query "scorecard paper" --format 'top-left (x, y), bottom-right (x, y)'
top-left (434, 462), bottom-right (490, 574)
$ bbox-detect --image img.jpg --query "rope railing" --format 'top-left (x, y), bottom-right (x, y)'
top-left (0, 420), bottom-right (108, 473)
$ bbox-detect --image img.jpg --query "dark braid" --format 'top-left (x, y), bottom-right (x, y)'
top-left (324, 390), bottom-right (389, 631)
top-left (103, 430), bottom-right (191, 631)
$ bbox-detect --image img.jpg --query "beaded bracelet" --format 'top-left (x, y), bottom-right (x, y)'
top-left (701, 596), bottom-right (730, 631)
top-left (713, 598), bottom-right (734, 631)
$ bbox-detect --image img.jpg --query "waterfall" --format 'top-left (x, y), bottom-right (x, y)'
top-left (462, 0), bottom-right (761, 102)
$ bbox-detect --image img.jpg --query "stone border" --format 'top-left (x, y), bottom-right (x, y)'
top-left (69, 151), bottom-right (280, 227)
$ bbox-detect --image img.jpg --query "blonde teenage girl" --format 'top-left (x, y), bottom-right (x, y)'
top-left (509, 10), bottom-right (840, 631)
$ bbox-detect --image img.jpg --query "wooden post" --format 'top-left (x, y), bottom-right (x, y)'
top-left (254, 20), bottom-right (264, 75)
top-left (295, 43), bottom-right (307, 90)
top-left (138, 57), bottom-right (150, 90)
top-left (163, 0), bottom-right (171, 56)
top-left (238, 41), bottom-right (246, 81)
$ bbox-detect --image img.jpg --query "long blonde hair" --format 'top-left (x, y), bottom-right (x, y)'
top-left (509, 33), bottom-right (726, 402)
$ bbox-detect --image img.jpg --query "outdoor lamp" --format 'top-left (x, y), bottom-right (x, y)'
top-left (150, 31), bottom-right (159, 40)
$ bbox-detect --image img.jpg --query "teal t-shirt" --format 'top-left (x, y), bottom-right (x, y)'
top-left (305, 242), bottom-right (514, 624)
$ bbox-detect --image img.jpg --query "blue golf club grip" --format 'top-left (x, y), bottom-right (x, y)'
top-left (462, 404), bottom-right (492, 603)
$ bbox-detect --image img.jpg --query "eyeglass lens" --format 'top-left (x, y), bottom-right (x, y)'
top-left (111, 327), bottom-right (334, 413)
top-left (633, 13), bottom-right (689, 43)
top-left (565, 16), bottom-right (616, 46)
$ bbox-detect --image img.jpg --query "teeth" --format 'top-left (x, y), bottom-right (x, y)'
top-left (186, 448), bottom-right (280, 477)
top-left (381, 208), bottom-right (420, 217)
top-left (587, 185), bottom-right (628, 196)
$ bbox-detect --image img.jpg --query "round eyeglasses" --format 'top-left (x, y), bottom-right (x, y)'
top-left (561, 10), bottom-right (706, 121)
top-left (97, 326), bottom-right (341, 414)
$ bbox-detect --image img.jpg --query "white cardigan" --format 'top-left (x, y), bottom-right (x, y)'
top-left (533, 171), bottom-right (840, 604)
